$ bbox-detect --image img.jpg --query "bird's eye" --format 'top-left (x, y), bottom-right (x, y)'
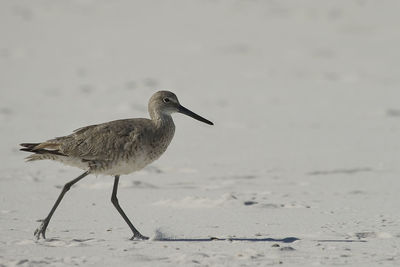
top-left (163, 98), bottom-right (170, 103)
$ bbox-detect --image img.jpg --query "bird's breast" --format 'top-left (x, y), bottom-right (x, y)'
top-left (100, 126), bottom-right (175, 176)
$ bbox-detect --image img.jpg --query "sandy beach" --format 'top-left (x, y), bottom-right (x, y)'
top-left (1, 1), bottom-right (400, 266)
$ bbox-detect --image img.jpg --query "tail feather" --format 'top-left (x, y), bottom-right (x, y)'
top-left (20, 142), bottom-right (66, 159)
top-left (20, 143), bottom-right (40, 150)
top-left (25, 153), bottom-right (61, 162)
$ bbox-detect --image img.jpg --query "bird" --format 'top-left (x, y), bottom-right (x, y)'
top-left (20, 90), bottom-right (213, 240)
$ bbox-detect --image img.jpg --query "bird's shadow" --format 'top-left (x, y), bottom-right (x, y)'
top-left (153, 237), bottom-right (368, 243)
top-left (153, 236), bottom-right (300, 243)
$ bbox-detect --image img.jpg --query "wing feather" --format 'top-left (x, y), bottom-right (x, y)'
top-left (55, 118), bottom-right (152, 161)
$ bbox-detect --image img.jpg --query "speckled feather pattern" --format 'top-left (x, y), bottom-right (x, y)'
top-left (27, 118), bottom-right (175, 175)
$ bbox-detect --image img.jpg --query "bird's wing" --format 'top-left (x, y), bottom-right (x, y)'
top-left (49, 118), bottom-right (151, 161)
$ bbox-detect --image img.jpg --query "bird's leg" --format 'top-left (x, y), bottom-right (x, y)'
top-left (34, 170), bottom-right (90, 239)
top-left (111, 175), bottom-right (149, 240)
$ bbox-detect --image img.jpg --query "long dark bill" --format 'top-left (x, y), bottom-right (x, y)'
top-left (178, 105), bottom-right (214, 125)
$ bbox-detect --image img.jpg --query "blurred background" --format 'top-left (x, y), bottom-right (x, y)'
top-left (1, 0), bottom-right (400, 174)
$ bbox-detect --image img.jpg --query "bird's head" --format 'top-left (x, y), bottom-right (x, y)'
top-left (149, 91), bottom-right (213, 125)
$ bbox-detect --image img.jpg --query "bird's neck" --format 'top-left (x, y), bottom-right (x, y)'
top-left (151, 114), bottom-right (176, 148)
top-left (152, 113), bottom-right (175, 129)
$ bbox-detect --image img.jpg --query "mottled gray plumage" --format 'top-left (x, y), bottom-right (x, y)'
top-left (23, 117), bottom-right (175, 175)
top-left (20, 90), bottom-right (213, 240)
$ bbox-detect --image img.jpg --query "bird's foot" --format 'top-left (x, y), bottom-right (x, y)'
top-left (130, 233), bottom-right (149, 241)
top-left (34, 219), bottom-right (49, 240)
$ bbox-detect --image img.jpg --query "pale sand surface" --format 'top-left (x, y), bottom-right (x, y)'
top-left (1, 1), bottom-right (400, 266)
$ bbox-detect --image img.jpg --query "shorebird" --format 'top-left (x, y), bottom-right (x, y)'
top-left (20, 91), bottom-right (213, 240)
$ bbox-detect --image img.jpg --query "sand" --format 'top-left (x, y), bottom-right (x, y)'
top-left (1, 0), bottom-right (400, 266)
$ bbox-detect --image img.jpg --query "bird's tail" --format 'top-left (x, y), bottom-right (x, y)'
top-left (20, 142), bottom-right (66, 161)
